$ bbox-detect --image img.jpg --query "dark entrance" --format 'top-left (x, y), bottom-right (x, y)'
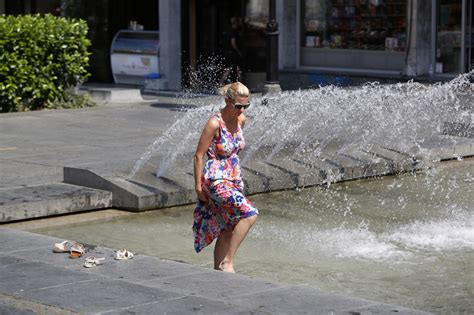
top-left (183, 0), bottom-right (268, 89)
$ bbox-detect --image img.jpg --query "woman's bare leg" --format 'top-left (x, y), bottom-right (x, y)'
top-left (214, 215), bottom-right (257, 273)
top-left (214, 230), bottom-right (232, 270)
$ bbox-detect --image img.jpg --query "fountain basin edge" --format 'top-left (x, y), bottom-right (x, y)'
top-left (60, 140), bottom-right (474, 211)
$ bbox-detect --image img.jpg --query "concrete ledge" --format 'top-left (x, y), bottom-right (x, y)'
top-left (80, 86), bottom-right (143, 102)
top-left (64, 167), bottom-right (195, 211)
top-left (0, 183), bottom-right (112, 223)
top-left (62, 137), bottom-right (474, 212)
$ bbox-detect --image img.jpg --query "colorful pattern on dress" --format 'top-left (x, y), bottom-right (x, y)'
top-left (193, 113), bottom-right (258, 253)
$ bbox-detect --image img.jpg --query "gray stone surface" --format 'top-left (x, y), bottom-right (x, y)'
top-left (0, 303), bottom-right (36, 315)
top-left (0, 183), bottom-right (112, 222)
top-left (0, 227), bottom-right (431, 314)
top-left (262, 83), bottom-right (283, 95)
top-left (81, 85), bottom-right (144, 102)
top-left (101, 295), bottom-right (259, 315)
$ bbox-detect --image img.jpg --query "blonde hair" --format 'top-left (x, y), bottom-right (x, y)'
top-left (218, 82), bottom-right (250, 101)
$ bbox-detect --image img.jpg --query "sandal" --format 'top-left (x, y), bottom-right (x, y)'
top-left (83, 256), bottom-right (105, 268)
top-left (53, 240), bottom-right (70, 253)
top-left (114, 249), bottom-right (134, 260)
top-left (69, 242), bottom-right (86, 259)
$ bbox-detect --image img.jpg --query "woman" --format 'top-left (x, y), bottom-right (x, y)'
top-left (193, 82), bottom-right (258, 273)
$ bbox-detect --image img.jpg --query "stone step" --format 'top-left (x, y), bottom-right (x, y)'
top-left (0, 183), bottom-right (112, 223)
top-left (79, 86), bottom-right (143, 102)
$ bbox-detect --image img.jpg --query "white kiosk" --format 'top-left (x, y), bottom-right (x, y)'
top-left (110, 30), bottom-right (160, 85)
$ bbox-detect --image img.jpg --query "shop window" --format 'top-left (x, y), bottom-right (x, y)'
top-left (436, 0), bottom-right (463, 74)
top-left (301, 0), bottom-right (407, 51)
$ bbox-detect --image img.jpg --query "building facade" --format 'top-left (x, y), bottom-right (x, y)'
top-left (1, 0), bottom-right (473, 91)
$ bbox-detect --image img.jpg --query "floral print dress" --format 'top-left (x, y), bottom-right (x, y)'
top-left (193, 112), bottom-right (259, 253)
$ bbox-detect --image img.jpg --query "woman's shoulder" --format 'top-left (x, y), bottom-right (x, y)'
top-left (207, 113), bottom-right (221, 127)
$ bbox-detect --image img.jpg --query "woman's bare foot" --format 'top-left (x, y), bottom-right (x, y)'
top-left (218, 261), bottom-right (235, 273)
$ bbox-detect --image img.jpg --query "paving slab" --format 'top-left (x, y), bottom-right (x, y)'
top-left (19, 279), bottom-right (183, 314)
top-left (0, 260), bottom-right (97, 293)
top-left (230, 286), bottom-right (429, 315)
top-left (141, 270), bottom-right (281, 300)
top-left (100, 295), bottom-right (261, 315)
top-left (0, 304), bottom-right (35, 315)
top-left (0, 293), bottom-right (75, 315)
top-left (0, 227), bottom-right (431, 314)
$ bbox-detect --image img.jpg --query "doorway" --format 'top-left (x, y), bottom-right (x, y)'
top-left (185, 0), bottom-right (269, 90)
top-left (436, 0), bottom-right (473, 74)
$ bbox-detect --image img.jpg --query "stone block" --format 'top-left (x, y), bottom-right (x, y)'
top-left (0, 183), bottom-right (112, 223)
top-left (242, 161), bottom-right (295, 191)
top-left (342, 149), bottom-right (394, 178)
top-left (82, 87), bottom-right (143, 102)
top-left (364, 145), bottom-right (417, 173)
top-left (266, 158), bottom-right (324, 187)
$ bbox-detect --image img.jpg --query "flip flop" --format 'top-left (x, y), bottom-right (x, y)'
top-left (83, 256), bottom-right (105, 268)
top-left (69, 242), bottom-right (86, 259)
top-left (114, 249), bottom-right (134, 260)
top-left (53, 240), bottom-right (70, 253)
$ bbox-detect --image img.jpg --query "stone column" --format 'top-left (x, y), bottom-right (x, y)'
top-left (159, 0), bottom-right (182, 90)
top-left (278, 0), bottom-right (297, 70)
top-left (404, 0), bottom-right (433, 76)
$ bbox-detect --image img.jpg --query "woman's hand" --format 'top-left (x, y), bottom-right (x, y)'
top-left (195, 188), bottom-right (209, 204)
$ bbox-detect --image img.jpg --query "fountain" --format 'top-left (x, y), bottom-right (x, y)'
top-left (54, 71), bottom-right (474, 312)
top-left (64, 72), bottom-right (473, 210)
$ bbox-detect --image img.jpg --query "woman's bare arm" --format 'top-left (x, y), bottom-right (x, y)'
top-left (194, 117), bottom-right (219, 202)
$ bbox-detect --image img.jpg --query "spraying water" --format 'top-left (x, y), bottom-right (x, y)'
top-left (129, 71), bottom-right (473, 180)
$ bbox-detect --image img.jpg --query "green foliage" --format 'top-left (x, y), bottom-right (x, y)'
top-left (0, 14), bottom-right (92, 112)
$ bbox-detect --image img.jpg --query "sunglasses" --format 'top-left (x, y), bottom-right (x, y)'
top-left (229, 99), bottom-right (251, 110)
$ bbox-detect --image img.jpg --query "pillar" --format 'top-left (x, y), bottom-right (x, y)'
top-left (404, 0), bottom-right (433, 76)
top-left (159, 0), bottom-right (182, 90)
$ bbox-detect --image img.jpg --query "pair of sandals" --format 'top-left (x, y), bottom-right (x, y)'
top-left (84, 249), bottom-right (133, 267)
top-left (53, 240), bottom-right (133, 268)
top-left (114, 249), bottom-right (134, 260)
top-left (53, 240), bottom-right (104, 268)
top-left (53, 240), bottom-right (86, 259)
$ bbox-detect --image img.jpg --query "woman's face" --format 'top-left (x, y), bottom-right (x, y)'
top-left (227, 95), bottom-right (250, 116)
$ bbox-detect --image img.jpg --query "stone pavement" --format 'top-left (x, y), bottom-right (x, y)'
top-left (0, 226), bottom-right (430, 314)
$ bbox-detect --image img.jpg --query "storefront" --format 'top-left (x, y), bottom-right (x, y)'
top-left (1, 0), bottom-right (472, 89)
top-left (299, 0), bottom-right (408, 74)
top-left (297, 0), bottom-right (473, 77)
